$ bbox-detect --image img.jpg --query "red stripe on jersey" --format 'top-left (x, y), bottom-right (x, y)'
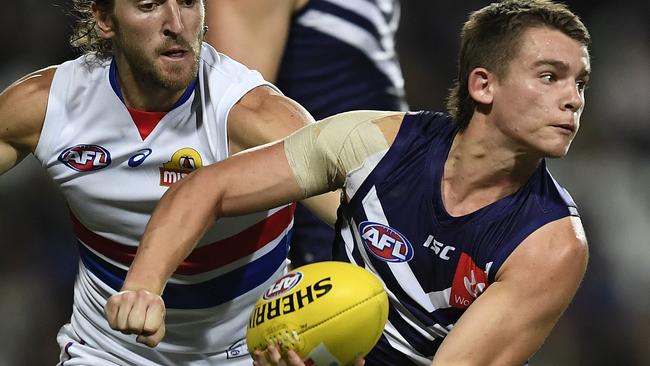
top-left (179, 204), bottom-right (295, 274)
top-left (127, 107), bottom-right (167, 140)
top-left (71, 204), bottom-right (296, 275)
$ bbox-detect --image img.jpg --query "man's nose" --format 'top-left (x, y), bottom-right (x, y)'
top-left (162, 2), bottom-right (184, 37)
top-left (563, 79), bottom-right (584, 113)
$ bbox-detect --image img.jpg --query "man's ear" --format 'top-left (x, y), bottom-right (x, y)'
top-left (92, 3), bottom-right (116, 39)
top-left (467, 67), bottom-right (494, 105)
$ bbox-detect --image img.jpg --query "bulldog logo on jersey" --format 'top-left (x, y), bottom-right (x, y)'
top-left (159, 148), bottom-right (203, 186)
top-left (58, 144), bottom-right (111, 171)
top-left (359, 221), bottom-right (414, 262)
top-left (450, 252), bottom-right (488, 309)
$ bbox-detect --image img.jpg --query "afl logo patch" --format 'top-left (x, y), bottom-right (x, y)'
top-left (263, 272), bottom-right (303, 300)
top-left (359, 221), bottom-right (413, 263)
top-left (58, 144), bottom-right (111, 171)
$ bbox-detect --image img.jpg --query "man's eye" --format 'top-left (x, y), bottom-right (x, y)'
top-left (540, 73), bottom-right (556, 83)
top-left (139, 2), bottom-right (159, 11)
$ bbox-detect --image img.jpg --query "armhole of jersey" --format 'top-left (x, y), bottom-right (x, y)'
top-left (34, 65), bottom-right (66, 167)
top-left (487, 161), bottom-right (580, 283)
top-left (214, 74), bottom-right (280, 161)
top-left (486, 207), bottom-right (573, 283)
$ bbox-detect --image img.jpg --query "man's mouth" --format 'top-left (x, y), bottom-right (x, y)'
top-left (161, 48), bottom-right (188, 58)
top-left (552, 123), bottom-right (576, 134)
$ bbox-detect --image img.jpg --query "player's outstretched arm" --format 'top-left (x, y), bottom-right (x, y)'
top-left (0, 67), bottom-right (54, 175)
top-left (105, 139), bottom-right (306, 346)
top-left (430, 216), bottom-right (589, 366)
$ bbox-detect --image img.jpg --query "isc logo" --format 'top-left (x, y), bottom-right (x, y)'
top-left (359, 221), bottom-right (413, 263)
top-left (263, 272), bottom-right (303, 300)
top-left (58, 144), bottom-right (111, 171)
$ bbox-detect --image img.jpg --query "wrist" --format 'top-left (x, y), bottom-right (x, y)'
top-left (121, 274), bottom-right (166, 295)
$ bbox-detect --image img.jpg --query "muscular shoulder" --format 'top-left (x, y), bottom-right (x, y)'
top-left (0, 66), bottom-right (56, 150)
top-left (497, 216), bottom-right (588, 302)
top-left (228, 86), bottom-right (315, 154)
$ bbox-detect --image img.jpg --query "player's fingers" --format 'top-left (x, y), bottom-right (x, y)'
top-left (141, 296), bottom-right (166, 336)
top-left (285, 350), bottom-right (304, 366)
top-left (128, 289), bottom-right (164, 335)
top-left (126, 291), bottom-right (150, 334)
top-left (104, 292), bottom-right (125, 329)
top-left (354, 356), bottom-right (366, 366)
top-left (110, 291), bottom-right (136, 332)
top-left (136, 321), bottom-right (165, 348)
top-left (267, 344), bottom-right (283, 364)
top-left (252, 349), bottom-right (269, 366)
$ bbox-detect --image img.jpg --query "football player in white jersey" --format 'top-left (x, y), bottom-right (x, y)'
top-left (0, 0), bottom-right (339, 365)
top-left (107, 1), bottom-right (591, 365)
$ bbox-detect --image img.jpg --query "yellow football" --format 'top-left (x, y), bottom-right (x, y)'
top-left (246, 261), bottom-right (389, 366)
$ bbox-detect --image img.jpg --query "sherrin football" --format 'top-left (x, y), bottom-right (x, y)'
top-left (246, 261), bottom-right (389, 366)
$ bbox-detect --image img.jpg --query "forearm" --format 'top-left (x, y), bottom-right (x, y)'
top-left (431, 283), bottom-right (547, 366)
top-left (122, 168), bottom-right (220, 294)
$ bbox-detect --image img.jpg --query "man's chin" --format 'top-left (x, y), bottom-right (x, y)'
top-left (153, 66), bottom-right (196, 90)
top-left (156, 61), bottom-right (197, 88)
top-left (545, 146), bottom-right (572, 159)
top-left (160, 75), bottom-right (194, 90)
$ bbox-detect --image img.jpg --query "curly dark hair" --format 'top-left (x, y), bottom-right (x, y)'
top-left (445, 0), bottom-right (591, 130)
top-left (69, 0), bottom-right (115, 60)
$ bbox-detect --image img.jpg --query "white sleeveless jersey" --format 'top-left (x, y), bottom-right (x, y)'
top-left (35, 43), bottom-right (294, 364)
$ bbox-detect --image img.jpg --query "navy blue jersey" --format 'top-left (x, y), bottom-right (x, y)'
top-left (277, 0), bottom-right (407, 120)
top-left (333, 111), bottom-right (579, 365)
top-left (281, 0), bottom-right (409, 267)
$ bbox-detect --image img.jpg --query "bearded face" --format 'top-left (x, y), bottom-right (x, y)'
top-left (107, 0), bottom-right (205, 94)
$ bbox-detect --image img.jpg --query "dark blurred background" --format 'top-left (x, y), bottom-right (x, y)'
top-left (0, 1), bottom-right (647, 365)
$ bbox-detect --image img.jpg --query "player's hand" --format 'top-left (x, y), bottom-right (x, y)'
top-left (252, 344), bottom-right (365, 366)
top-left (104, 289), bottom-right (166, 347)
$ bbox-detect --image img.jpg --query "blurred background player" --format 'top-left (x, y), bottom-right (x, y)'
top-left (205, 0), bottom-right (408, 267)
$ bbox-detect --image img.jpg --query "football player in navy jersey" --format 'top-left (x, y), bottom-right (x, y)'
top-left (204, 0), bottom-right (408, 268)
top-left (110, 1), bottom-right (591, 365)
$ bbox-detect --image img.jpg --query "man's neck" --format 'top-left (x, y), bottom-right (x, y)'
top-left (119, 76), bottom-right (183, 112)
top-left (441, 120), bottom-right (541, 217)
